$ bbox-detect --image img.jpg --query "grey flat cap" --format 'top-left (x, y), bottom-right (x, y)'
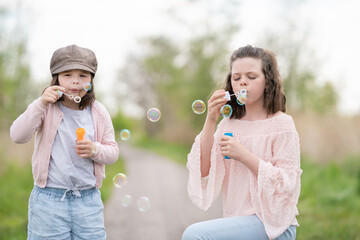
top-left (50, 44), bottom-right (98, 75)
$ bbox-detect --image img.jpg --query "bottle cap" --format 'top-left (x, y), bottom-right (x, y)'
top-left (223, 91), bottom-right (231, 101)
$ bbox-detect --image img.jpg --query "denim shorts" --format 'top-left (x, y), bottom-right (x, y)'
top-left (27, 185), bottom-right (106, 240)
top-left (182, 214), bottom-right (296, 240)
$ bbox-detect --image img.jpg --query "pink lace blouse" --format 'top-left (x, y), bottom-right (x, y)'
top-left (186, 112), bottom-right (302, 239)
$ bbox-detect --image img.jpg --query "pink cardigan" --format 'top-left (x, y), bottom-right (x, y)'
top-left (187, 112), bottom-right (302, 239)
top-left (10, 98), bottom-right (119, 188)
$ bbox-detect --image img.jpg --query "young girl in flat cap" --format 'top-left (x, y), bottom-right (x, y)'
top-left (10, 44), bottom-right (119, 240)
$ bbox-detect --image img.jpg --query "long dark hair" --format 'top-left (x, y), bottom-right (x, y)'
top-left (224, 45), bottom-right (286, 119)
top-left (44, 74), bottom-right (96, 110)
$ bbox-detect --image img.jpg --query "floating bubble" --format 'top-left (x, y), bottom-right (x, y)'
top-left (121, 195), bottom-right (132, 207)
top-left (83, 82), bottom-right (92, 91)
top-left (221, 104), bottom-right (233, 118)
top-left (147, 108), bottom-right (161, 122)
top-left (192, 100), bottom-right (206, 114)
top-left (236, 89), bottom-right (247, 106)
top-left (112, 173), bottom-right (127, 188)
top-left (237, 96), bottom-right (246, 106)
top-left (120, 129), bottom-right (131, 141)
top-left (137, 196), bottom-right (151, 212)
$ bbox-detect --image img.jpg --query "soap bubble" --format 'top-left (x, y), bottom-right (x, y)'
top-left (121, 195), bottom-right (132, 207)
top-left (83, 82), bottom-right (92, 91)
top-left (236, 89), bottom-right (247, 105)
top-left (221, 104), bottom-right (233, 118)
top-left (112, 173), bottom-right (127, 188)
top-left (137, 196), bottom-right (151, 212)
top-left (192, 100), bottom-right (206, 114)
top-left (120, 129), bottom-right (131, 141)
top-left (236, 96), bottom-right (246, 106)
top-left (147, 108), bottom-right (161, 122)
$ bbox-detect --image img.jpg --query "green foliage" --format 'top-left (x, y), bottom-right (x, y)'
top-left (100, 157), bottom-right (126, 203)
top-left (142, 34), bottom-right (225, 130)
top-left (0, 9), bottom-right (33, 129)
top-left (112, 110), bottom-right (138, 134)
top-left (284, 69), bottom-right (337, 114)
top-left (297, 155), bottom-right (360, 239)
top-left (0, 161), bottom-right (33, 240)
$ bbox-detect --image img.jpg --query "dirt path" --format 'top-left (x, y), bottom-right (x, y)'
top-left (104, 143), bottom-right (222, 240)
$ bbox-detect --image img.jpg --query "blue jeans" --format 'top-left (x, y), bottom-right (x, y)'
top-left (27, 186), bottom-right (106, 240)
top-left (182, 215), bottom-right (296, 240)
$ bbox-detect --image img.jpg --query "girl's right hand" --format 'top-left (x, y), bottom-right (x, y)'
top-left (41, 86), bottom-right (65, 107)
top-left (206, 89), bottom-right (228, 123)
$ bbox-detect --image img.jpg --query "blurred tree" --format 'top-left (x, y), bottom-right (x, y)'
top-left (0, 6), bottom-right (32, 129)
top-left (260, 2), bottom-right (338, 114)
top-left (115, 0), bottom-right (240, 143)
top-left (265, 30), bottom-right (338, 114)
top-left (116, 32), bottom-right (233, 143)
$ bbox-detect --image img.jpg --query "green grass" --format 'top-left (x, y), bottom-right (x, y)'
top-left (101, 156), bottom-right (126, 202)
top-left (135, 137), bottom-right (360, 240)
top-left (0, 162), bottom-right (33, 240)
top-left (0, 157), bottom-right (125, 240)
top-left (297, 156), bottom-right (360, 239)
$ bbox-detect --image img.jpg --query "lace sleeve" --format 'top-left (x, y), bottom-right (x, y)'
top-left (186, 129), bottom-right (226, 210)
top-left (252, 130), bottom-right (302, 239)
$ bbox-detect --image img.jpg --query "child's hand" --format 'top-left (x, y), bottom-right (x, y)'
top-left (219, 135), bottom-right (260, 175)
top-left (206, 90), bottom-right (228, 123)
top-left (41, 86), bottom-right (65, 107)
top-left (219, 135), bottom-right (245, 161)
top-left (75, 138), bottom-right (96, 158)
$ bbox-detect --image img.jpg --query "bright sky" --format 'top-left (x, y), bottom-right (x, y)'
top-left (1, 0), bottom-right (360, 115)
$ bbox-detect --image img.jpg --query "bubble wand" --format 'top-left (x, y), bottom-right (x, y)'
top-left (223, 89), bottom-right (248, 105)
top-left (57, 90), bottom-right (82, 103)
top-left (220, 89), bottom-right (248, 118)
top-left (56, 82), bottom-right (93, 104)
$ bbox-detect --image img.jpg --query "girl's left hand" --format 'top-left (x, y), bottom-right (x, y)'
top-left (219, 135), bottom-right (245, 161)
top-left (75, 138), bottom-right (95, 158)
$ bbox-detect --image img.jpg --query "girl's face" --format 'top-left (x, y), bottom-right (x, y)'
top-left (231, 57), bottom-right (265, 107)
top-left (58, 69), bottom-right (92, 103)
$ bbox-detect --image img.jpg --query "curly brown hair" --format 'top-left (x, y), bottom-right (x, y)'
top-left (223, 45), bottom-right (286, 119)
top-left (44, 74), bottom-right (96, 110)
